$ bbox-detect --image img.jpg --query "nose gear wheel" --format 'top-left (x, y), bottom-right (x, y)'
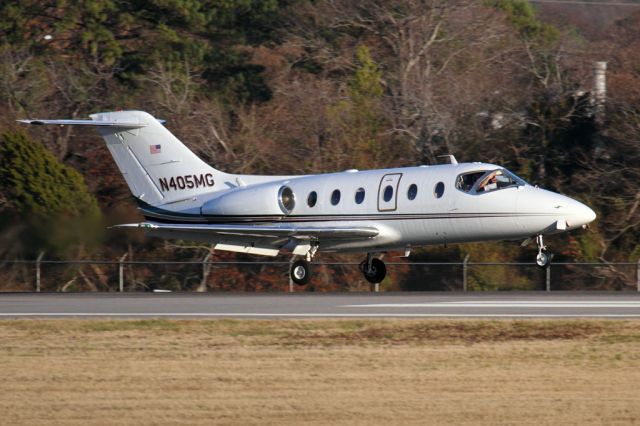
top-left (535, 235), bottom-right (553, 268)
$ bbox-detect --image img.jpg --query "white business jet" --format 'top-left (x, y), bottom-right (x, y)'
top-left (19, 111), bottom-right (596, 285)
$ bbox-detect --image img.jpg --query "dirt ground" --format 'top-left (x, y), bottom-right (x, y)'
top-left (0, 319), bottom-right (639, 425)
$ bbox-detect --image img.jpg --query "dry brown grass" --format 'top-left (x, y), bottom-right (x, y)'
top-left (0, 319), bottom-right (639, 425)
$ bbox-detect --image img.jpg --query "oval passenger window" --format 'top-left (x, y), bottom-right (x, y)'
top-left (383, 185), bottom-right (393, 202)
top-left (307, 191), bottom-right (317, 207)
top-left (331, 189), bottom-right (341, 205)
top-left (434, 182), bottom-right (445, 198)
top-left (355, 188), bottom-right (365, 204)
top-left (407, 184), bottom-right (417, 200)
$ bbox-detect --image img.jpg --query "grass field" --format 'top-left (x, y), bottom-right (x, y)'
top-left (1, 319), bottom-right (639, 425)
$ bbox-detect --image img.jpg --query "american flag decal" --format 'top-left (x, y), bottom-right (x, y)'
top-left (150, 144), bottom-right (161, 154)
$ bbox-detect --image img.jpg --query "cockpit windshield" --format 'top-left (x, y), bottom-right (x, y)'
top-left (455, 169), bottom-right (527, 194)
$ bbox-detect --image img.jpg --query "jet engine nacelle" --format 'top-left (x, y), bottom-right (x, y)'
top-left (200, 182), bottom-right (295, 217)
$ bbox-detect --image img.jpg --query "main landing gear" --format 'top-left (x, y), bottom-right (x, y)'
top-left (289, 245), bottom-right (318, 286)
top-left (290, 259), bottom-right (311, 285)
top-left (359, 253), bottom-right (387, 284)
top-left (535, 234), bottom-right (553, 268)
top-left (289, 250), bottom-right (388, 285)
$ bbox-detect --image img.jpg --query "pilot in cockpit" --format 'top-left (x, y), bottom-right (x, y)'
top-left (478, 172), bottom-right (498, 192)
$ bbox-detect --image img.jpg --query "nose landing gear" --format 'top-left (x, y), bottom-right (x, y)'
top-left (359, 253), bottom-right (387, 284)
top-left (535, 235), bottom-right (553, 268)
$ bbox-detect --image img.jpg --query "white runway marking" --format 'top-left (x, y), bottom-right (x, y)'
top-left (342, 301), bottom-right (640, 308)
top-left (2, 313), bottom-right (640, 318)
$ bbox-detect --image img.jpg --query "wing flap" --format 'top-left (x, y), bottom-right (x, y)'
top-left (214, 243), bottom-right (280, 256)
top-left (113, 222), bottom-right (379, 240)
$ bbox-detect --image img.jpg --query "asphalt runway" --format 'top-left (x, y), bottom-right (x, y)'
top-left (1, 292), bottom-right (640, 318)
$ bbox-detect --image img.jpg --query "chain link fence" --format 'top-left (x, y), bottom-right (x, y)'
top-left (1, 259), bottom-right (639, 292)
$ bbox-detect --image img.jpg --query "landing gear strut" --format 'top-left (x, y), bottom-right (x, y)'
top-left (535, 235), bottom-right (553, 268)
top-left (359, 253), bottom-right (387, 284)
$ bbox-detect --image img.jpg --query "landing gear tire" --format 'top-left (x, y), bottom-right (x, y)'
top-left (360, 258), bottom-right (387, 284)
top-left (290, 259), bottom-right (311, 285)
top-left (536, 250), bottom-right (551, 268)
top-left (534, 235), bottom-right (553, 269)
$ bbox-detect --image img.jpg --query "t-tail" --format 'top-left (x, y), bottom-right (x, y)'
top-left (19, 111), bottom-right (233, 206)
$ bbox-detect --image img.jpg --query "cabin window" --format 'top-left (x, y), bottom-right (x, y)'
top-left (331, 189), bottom-right (341, 205)
top-left (307, 191), bottom-right (317, 207)
top-left (383, 185), bottom-right (393, 202)
top-left (355, 188), bottom-right (365, 204)
top-left (407, 184), bottom-right (417, 200)
top-left (434, 182), bottom-right (445, 198)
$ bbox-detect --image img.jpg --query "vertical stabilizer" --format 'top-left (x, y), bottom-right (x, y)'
top-left (90, 111), bottom-right (231, 206)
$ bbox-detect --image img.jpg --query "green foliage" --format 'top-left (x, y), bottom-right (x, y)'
top-left (0, 0), bottom-right (287, 103)
top-left (129, 0), bottom-right (284, 102)
top-left (462, 242), bottom-right (536, 291)
top-left (349, 46), bottom-right (384, 104)
top-left (326, 45), bottom-right (394, 169)
top-left (489, 0), bottom-right (562, 97)
top-left (0, 130), bottom-right (103, 257)
top-left (344, 45), bottom-right (385, 141)
top-left (490, 0), bottom-right (560, 45)
top-left (577, 232), bottom-right (601, 262)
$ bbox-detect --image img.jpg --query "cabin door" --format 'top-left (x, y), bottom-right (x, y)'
top-left (377, 173), bottom-right (402, 212)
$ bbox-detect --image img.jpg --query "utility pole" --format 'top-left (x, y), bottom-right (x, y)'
top-left (592, 61), bottom-right (607, 125)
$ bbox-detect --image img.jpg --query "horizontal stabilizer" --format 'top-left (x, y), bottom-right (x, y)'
top-left (113, 222), bottom-right (380, 240)
top-left (17, 119), bottom-right (148, 129)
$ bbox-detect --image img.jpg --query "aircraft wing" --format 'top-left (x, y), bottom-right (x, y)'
top-left (113, 222), bottom-right (379, 239)
top-left (113, 221), bottom-right (379, 256)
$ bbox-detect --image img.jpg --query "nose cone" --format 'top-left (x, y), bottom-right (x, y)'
top-left (582, 204), bottom-right (597, 225)
top-left (568, 198), bottom-right (596, 228)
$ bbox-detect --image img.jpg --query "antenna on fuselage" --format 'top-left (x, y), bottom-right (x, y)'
top-left (437, 154), bottom-right (458, 165)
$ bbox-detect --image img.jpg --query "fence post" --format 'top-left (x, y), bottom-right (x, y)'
top-left (463, 254), bottom-right (470, 292)
top-left (35, 252), bottom-right (44, 292)
top-left (637, 259), bottom-right (640, 292)
top-left (546, 265), bottom-right (551, 292)
top-left (118, 253), bottom-right (127, 292)
top-left (198, 251), bottom-right (213, 292)
top-left (288, 257), bottom-right (294, 293)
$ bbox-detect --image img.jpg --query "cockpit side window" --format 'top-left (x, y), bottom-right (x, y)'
top-left (456, 169), bottom-right (527, 194)
top-left (455, 171), bottom-right (486, 193)
top-left (474, 169), bottom-right (525, 193)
